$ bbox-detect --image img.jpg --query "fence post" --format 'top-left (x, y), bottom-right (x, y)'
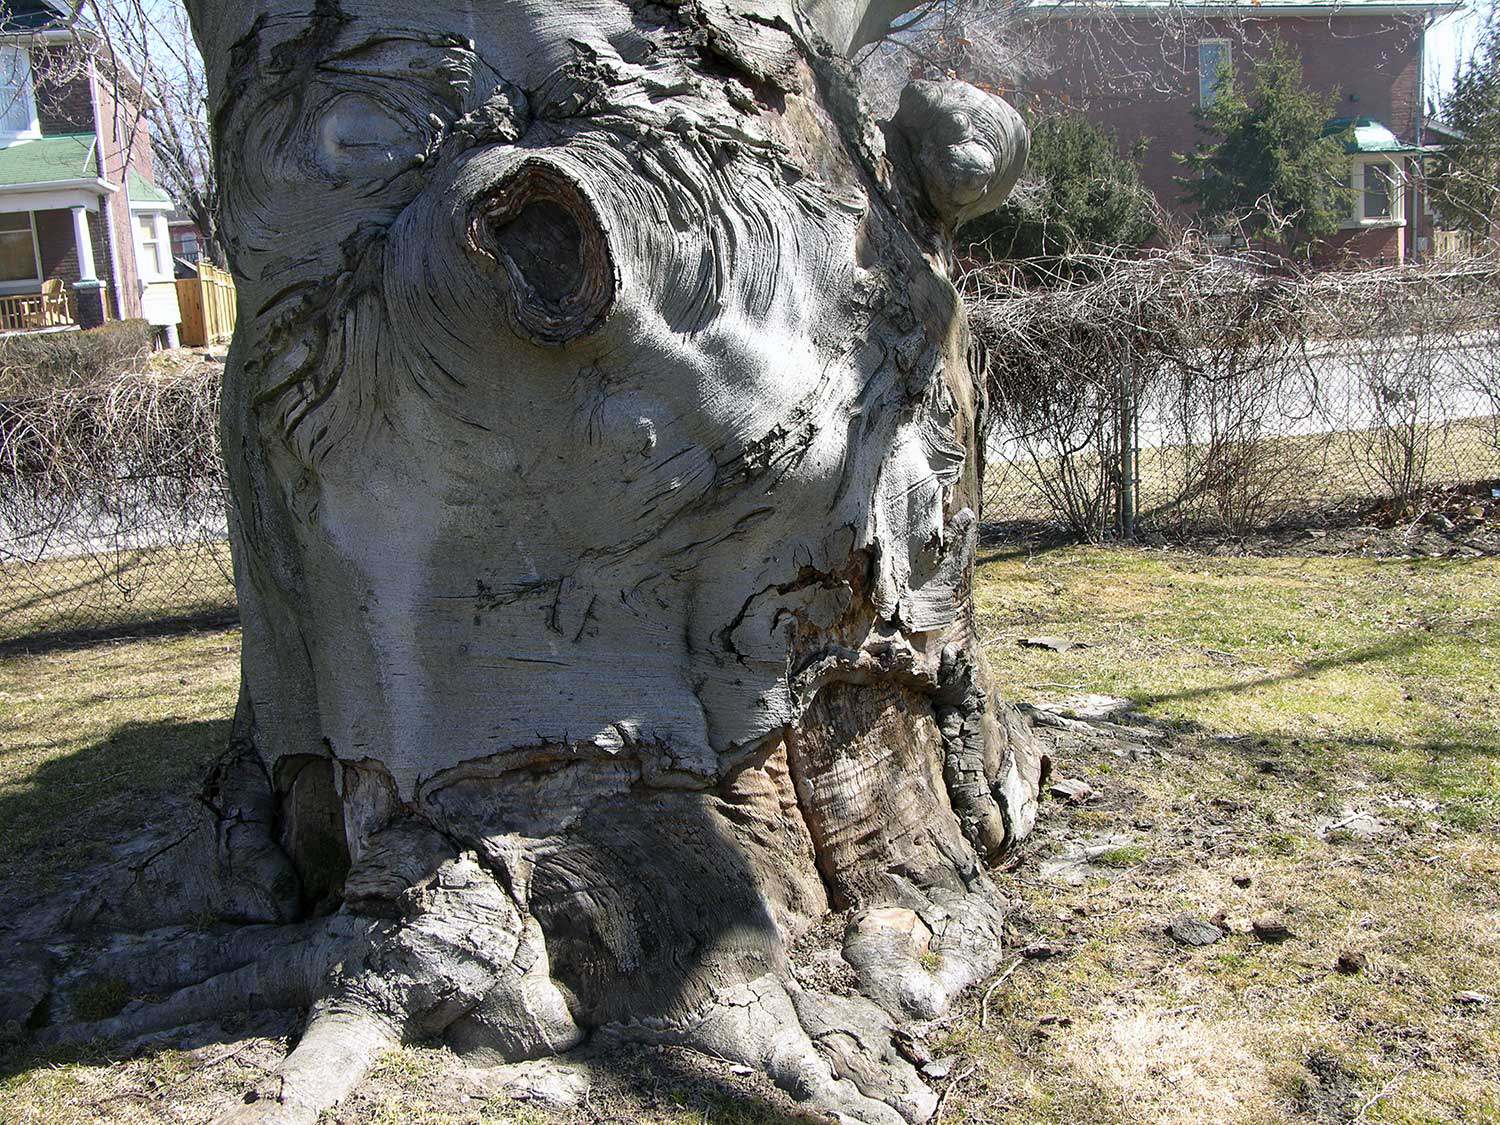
top-left (1118, 345), bottom-right (1137, 540)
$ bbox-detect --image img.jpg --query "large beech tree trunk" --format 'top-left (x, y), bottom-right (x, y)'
top-left (20, 3), bottom-right (1041, 1121)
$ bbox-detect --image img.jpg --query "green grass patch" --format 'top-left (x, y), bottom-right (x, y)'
top-left (1094, 845), bottom-right (1149, 868)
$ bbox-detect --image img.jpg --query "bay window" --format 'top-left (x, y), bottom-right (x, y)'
top-left (135, 212), bottom-right (169, 279)
top-left (1346, 158), bottom-right (1403, 225)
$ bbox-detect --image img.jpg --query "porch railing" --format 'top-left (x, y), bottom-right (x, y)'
top-left (1432, 229), bottom-right (1475, 260)
top-left (0, 289), bottom-right (77, 333)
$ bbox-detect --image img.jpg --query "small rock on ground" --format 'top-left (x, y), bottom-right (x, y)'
top-left (1048, 778), bottom-right (1096, 803)
top-left (1168, 914), bottom-right (1223, 947)
top-left (1252, 913), bottom-right (1294, 943)
top-left (1019, 636), bottom-right (1090, 653)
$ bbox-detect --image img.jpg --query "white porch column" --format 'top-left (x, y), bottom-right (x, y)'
top-left (70, 205), bottom-right (97, 282)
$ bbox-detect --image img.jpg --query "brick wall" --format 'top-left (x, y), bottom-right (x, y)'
top-left (1312, 224), bottom-right (1404, 269)
top-left (32, 206), bottom-right (108, 287)
top-left (1033, 13), bottom-right (1426, 220)
top-left (31, 46), bottom-right (93, 136)
top-left (34, 208), bottom-right (78, 282)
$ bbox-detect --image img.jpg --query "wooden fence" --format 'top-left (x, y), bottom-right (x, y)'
top-left (176, 263), bottom-right (237, 347)
top-left (1432, 230), bottom-right (1475, 260)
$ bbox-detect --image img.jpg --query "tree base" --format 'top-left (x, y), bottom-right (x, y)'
top-left (13, 677), bottom-right (1043, 1124)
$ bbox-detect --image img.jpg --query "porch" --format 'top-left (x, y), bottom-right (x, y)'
top-left (0, 201), bottom-right (109, 333)
top-left (0, 280), bottom-right (85, 333)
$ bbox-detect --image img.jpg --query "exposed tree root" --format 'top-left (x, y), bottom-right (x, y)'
top-left (22, 680), bottom-right (1039, 1125)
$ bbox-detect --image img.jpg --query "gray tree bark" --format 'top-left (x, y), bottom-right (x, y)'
top-left (21, 4), bottom-right (1040, 1121)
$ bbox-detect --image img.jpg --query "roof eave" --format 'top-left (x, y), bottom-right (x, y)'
top-left (0, 176), bottom-right (117, 195)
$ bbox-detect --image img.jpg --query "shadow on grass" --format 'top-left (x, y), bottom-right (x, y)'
top-left (1131, 629), bottom-right (1447, 711)
top-left (0, 1031), bottom-right (814, 1125)
top-left (0, 716), bottom-right (232, 901)
top-left (0, 609), bottom-right (238, 659)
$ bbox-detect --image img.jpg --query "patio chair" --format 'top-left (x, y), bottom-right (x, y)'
top-left (39, 278), bottom-right (69, 327)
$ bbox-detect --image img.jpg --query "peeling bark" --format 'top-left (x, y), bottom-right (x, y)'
top-left (22, 4), bottom-right (1042, 1121)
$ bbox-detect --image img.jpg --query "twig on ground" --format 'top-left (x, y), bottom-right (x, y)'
top-left (933, 1062), bottom-right (978, 1123)
top-left (1353, 1062), bottom-right (1416, 1123)
top-left (981, 957), bottom-right (1025, 1030)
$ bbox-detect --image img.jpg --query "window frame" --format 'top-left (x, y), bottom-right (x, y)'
top-left (1197, 38), bottom-right (1232, 108)
top-left (0, 209), bottom-right (43, 293)
top-left (1345, 156), bottom-right (1406, 227)
top-left (133, 210), bottom-right (170, 281)
top-left (0, 43), bottom-right (41, 145)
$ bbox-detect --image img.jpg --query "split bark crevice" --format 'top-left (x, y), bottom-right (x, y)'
top-left (12, 3), bottom-right (1042, 1122)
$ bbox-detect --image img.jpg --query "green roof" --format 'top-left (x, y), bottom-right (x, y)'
top-left (1322, 117), bottom-right (1422, 154)
top-left (126, 168), bottom-right (172, 205)
top-left (0, 133), bottom-right (99, 188)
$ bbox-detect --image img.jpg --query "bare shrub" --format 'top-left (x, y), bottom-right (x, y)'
top-left (968, 245), bottom-right (1310, 538)
top-left (0, 320), bottom-right (153, 396)
top-left (0, 367), bottom-right (230, 636)
top-left (969, 247), bottom-right (1500, 538)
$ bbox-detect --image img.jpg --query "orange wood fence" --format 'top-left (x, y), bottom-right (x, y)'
top-left (176, 263), bottom-right (237, 347)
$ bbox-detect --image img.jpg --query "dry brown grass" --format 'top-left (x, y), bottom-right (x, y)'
top-left (2, 545), bottom-right (1498, 1122)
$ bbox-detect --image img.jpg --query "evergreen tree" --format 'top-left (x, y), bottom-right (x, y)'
top-left (961, 111), bottom-right (1158, 269)
top-left (1178, 40), bottom-right (1350, 259)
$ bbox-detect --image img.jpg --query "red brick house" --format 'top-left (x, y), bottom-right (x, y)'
top-left (1024, 0), bottom-right (1461, 266)
top-left (0, 0), bottom-right (180, 336)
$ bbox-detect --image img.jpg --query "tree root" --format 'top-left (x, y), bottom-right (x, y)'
top-left (27, 835), bottom-right (1016, 1124)
top-left (20, 684), bottom-right (1041, 1124)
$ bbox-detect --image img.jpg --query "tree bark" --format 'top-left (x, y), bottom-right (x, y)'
top-left (26, 4), bottom-right (1041, 1121)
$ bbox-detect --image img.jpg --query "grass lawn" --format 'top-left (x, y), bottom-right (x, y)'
top-left (960, 545), bottom-right (1500, 1124)
top-left (1, 545), bottom-right (1497, 1122)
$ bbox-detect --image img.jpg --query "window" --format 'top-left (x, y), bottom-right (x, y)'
top-left (1363, 159), bottom-right (1395, 220)
top-left (0, 212), bottom-right (38, 283)
top-left (1347, 159), bottom-right (1403, 224)
top-left (179, 234), bottom-right (201, 261)
top-left (1198, 39), bottom-right (1231, 107)
top-left (0, 45), bottom-right (38, 140)
top-left (135, 213), bottom-right (168, 278)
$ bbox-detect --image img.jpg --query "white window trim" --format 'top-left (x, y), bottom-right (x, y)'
top-left (0, 209), bottom-right (43, 295)
top-left (1198, 38), bottom-right (1232, 108)
top-left (132, 209), bottom-right (171, 283)
top-left (0, 44), bottom-right (41, 148)
top-left (1344, 156), bottom-right (1406, 229)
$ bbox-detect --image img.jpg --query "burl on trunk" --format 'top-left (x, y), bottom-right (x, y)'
top-left (25, 2), bottom-right (1041, 1121)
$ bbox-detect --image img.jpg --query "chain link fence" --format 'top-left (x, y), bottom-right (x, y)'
top-left (0, 366), bottom-right (235, 645)
top-left (971, 254), bottom-right (1500, 545)
top-left (3, 256), bottom-right (1498, 645)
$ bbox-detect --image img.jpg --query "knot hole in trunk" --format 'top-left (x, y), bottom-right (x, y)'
top-left (471, 159), bottom-right (618, 346)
